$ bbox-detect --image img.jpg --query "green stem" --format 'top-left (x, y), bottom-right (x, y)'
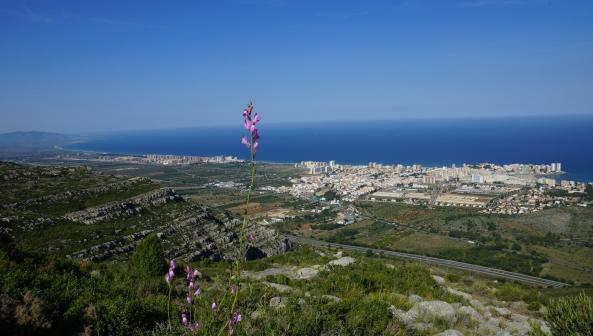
top-left (218, 133), bottom-right (257, 335)
top-left (167, 285), bottom-right (172, 329)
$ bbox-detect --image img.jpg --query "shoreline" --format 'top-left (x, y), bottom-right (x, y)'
top-left (59, 144), bottom-right (590, 183)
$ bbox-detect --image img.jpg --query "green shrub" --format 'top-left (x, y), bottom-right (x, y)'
top-left (544, 292), bottom-right (593, 336)
top-left (445, 273), bottom-right (461, 282)
top-left (97, 296), bottom-right (166, 335)
top-left (496, 284), bottom-right (529, 301)
top-left (344, 299), bottom-right (392, 335)
top-left (129, 235), bottom-right (167, 277)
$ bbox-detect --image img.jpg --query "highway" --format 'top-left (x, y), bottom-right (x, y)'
top-left (286, 235), bottom-right (569, 288)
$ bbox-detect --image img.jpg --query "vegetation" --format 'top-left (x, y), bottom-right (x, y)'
top-left (544, 292), bottom-right (593, 336)
top-left (129, 235), bottom-right (167, 277)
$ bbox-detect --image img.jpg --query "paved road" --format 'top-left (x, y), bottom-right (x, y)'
top-left (286, 235), bottom-right (569, 288)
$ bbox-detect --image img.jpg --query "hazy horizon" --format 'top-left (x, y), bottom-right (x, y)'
top-left (2, 113), bottom-right (593, 136)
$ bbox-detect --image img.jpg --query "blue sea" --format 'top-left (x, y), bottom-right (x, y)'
top-left (66, 116), bottom-right (593, 182)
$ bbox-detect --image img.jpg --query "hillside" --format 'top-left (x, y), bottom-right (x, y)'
top-left (1, 161), bottom-right (592, 335)
top-left (0, 161), bottom-right (288, 261)
top-left (0, 131), bottom-right (82, 153)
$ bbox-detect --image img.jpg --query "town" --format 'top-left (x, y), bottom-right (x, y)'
top-left (60, 153), bottom-right (242, 165)
top-left (266, 161), bottom-right (592, 215)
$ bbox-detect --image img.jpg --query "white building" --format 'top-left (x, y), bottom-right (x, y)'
top-left (471, 174), bottom-right (485, 184)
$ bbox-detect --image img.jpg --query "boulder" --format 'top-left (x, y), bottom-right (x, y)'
top-left (493, 307), bottom-right (512, 318)
top-left (432, 275), bottom-right (446, 284)
top-left (262, 282), bottom-right (293, 293)
top-left (408, 294), bottom-right (424, 303)
top-left (447, 287), bottom-right (472, 300)
top-left (408, 300), bottom-right (457, 325)
top-left (389, 306), bottom-right (415, 325)
top-left (295, 267), bottom-right (319, 280)
top-left (469, 299), bottom-right (485, 311)
top-left (457, 305), bottom-right (482, 323)
top-left (328, 256), bottom-right (355, 267)
top-left (505, 320), bottom-right (531, 336)
top-left (269, 296), bottom-right (288, 309)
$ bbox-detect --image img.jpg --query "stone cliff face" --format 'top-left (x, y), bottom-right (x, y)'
top-left (63, 188), bottom-right (182, 224)
top-left (65, 192), bottom-right (289, 262)
top-left (1, 162), bottom-right (290, 263)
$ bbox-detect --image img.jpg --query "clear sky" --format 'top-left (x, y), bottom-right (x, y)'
top-left (1, 0), bottom-right (592, 133)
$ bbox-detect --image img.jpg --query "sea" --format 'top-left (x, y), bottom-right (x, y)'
top-left (65, 115), bottom-right (593, 182)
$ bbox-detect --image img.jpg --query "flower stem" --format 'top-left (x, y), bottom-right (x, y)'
top-left (167, 285), bottom-right (172, 328)
top-left (219, 134), bottom-right (257, 335)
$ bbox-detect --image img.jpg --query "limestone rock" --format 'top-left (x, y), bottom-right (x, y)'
top-left (328, 256), bottom-right (355, 267)
top-left (447, 287), bottom-right (472, 300)
top-left (493, 307), bottom-right (512, 318)
top-left (432, 275), bottom-right (445, 284)
top-left (470, 299), bottom-right (485, 311)
top-left (457, 305), bottom-right (482, 323)
top-left (408, 294), bottom-right (424, 303)
top-left (269, 296), bottom-right (288, 309)
top-left (262, 282), bottom-right (293, 293)
top-left (296, 267), bottom-right (318, 280)
top-left (408, 300), bottom-right (457, 325)
top-left (389, 306), bottom-right (415, 325)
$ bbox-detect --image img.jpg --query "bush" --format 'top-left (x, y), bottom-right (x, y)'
top-left (445, 273), bottom-right (461, 282)
top-left (129, 235), bottom-right (167, 277)
top-left (544, 292), bottom-right (593, 336)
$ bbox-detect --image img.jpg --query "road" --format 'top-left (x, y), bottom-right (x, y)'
top-left (286, 235), bottom-right (569, 288)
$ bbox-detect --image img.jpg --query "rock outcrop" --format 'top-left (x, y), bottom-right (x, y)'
top-left (63, 188), bottom-right (181, 224)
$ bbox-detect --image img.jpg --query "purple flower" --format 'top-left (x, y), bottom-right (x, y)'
top-left (193, 269), bottom-right (199, 278)
top-left (168, 268), bottom-right (174, 279)
top-left (190, 321), bottom-right (200, 331)
top-left (232, 311), bottom-right (242, 323)
top-left (241, 136), bottom-right (250, 149)
top-left (240, 102), bottom-right (261, 156)
top-left (165, 273), bottom-right (172, 285)
top-left (189, 281), bottom-right (194, 289)
top-left (186, 296), bottom-right (193, 304)
top-left (230, 283), bottom-right (236, 294)
top-left (169, 259), bottom-right (176, 269)
top-left (194, 285), bottom-right (202, 296)
top-left (181, 312), bottom-right (188, 326)
top-left (211, 302), bottom-right (217, 310)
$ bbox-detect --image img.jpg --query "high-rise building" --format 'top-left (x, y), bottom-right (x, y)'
top-left (471, 174), bottom-right (485, 184)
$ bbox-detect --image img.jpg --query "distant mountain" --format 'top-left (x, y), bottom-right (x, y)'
top-left (0, 131), bottom-right (82, 152)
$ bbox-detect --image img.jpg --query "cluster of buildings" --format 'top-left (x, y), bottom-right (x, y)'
top-left (289, 160), bottom-right (591, 214)
top-left (483, 183), bottom-right (589, 215)
top-left (97, 154), bottom-right (242, 165)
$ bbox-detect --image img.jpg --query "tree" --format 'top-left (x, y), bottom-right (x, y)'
top-left (129, 235), bottom-right (167, 277)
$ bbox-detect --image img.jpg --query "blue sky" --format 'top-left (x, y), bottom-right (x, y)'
top-left (1, 0), bottom-right (592, 133)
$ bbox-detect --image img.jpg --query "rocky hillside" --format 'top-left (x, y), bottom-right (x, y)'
top-left (0, 161), bottom-right (289, 262)
top-left (239, 249), bottom-right (551, 336)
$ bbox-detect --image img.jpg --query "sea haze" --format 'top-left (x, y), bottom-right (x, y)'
top-left (66, 116), bottom-right (593, 182)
